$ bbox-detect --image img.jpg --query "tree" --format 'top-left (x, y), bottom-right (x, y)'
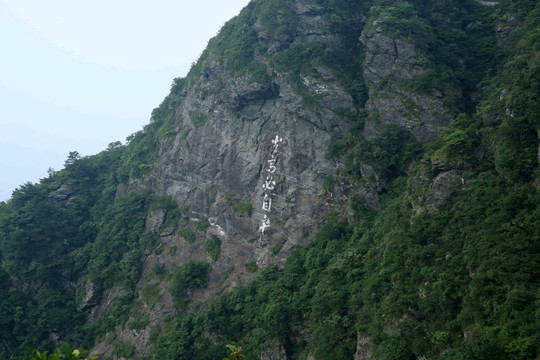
top-left (18, 342), bottom-right (97, 360)
top-left (223, 345), bottom-right (246, 360)
top-left (64, 151), bottom-right (81, 168)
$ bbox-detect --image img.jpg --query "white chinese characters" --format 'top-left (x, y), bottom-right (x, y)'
top-left (259, 135), bottom-right (283, 234)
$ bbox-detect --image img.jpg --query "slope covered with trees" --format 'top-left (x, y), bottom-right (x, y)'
top-left (1, 0), bottom-right (538, 359)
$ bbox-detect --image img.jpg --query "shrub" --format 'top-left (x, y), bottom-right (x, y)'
top-left (194, 219), bottom-right (210, 232)
top-left (178, 227), bottom-right (196, 243)
top-left (205, 235), bottom-right (222, 262)
top-left (140, 282), bottom-right (160, 308)
top-left (234, 202), bottom-right (253, 217)
top-left (113, 342), bottom-right (136, 358)
top-left (170, 260), bottom-right (212, 309)
top-left (129, 314), bottom-right (150, 331)
top-left (245, 261), bottom-right (258, 273)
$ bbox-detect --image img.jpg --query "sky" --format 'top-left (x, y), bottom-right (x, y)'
top-left (0, 0), bottom-right (251, 201)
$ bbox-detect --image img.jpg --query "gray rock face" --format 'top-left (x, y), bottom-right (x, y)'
top-left (80, 280), bottom-right (102, 312)
top-left (425, 170), bottom-right (465, 214)
top-left (95, 4), bottom-right (358, 357)
top-left (409, 164), bottom-right (468, 215)
top-left (92, 2), bottom-right (462, 357)
top-left (260, 340), bottom-right (288, 360)
top-left (354, 333), bottom-right (374, 360)
top-left (475, 0), bottom-right (499, 6)
top-left (87, 286), bottom-right (124, 322)
top-left (145, 209), bottom-right (166, 233)
top-left (49, 185), bottom-right (76, 206)
top-left (361, 33), bottom-right (453, 143)
top-left (147, 59), bottom-right (353, 280)
top-left (496, 16), bottom-right (519, 48)
top-left (356, 187), bottom-right (380, 212)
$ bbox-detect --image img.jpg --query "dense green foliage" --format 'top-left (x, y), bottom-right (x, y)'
top-left (0, 145), bottom-right (178, 356)
top-left (18, 342), bottom-right (97, 360)
top-left (205, 235), bottom-right (222, 262)
top-left (0, 0), bottom-right (538, 359)
top-left (170, 260), bottom-right (212, 310)
top-left (223, 345), bottom-right (247, 360)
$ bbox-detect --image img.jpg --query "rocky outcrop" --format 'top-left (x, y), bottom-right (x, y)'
top-left (260, 340), bottom-right (288, 360)
top-left (91, 1), bottom-right (464, 358)
top-left (425, 169), bottom-right (466, 214)
top-left (87, 286), bottom-right (124, 322)
top-left (354, 333), bottom-right (374, 360)
top-left (145, 209), bottom-right (166, 233)
top-left (92, 3), bottom-right (359, 357)
top-left (144, 58), bottom-right (354, 291)
top-left (355, 187), bottom-right (380, 212)
top-left (475, 0), bottom-right (499, 6)
top-left (49, 185), bottom-right (77, 206)
top-left (409, 164), bottom-right (468, 215)
top-left (496, 16), bottom-right (519, 48)
top-left (361, 32), bottom-right (454, 143)
top-left (80, 280), bottom-right (102, 312)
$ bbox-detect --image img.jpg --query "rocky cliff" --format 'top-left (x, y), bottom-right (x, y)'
top-left (88, 0), bottom-right (524, 357)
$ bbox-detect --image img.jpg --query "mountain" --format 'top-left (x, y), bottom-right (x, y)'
top-left (0, 0), bottom-right (538, 359)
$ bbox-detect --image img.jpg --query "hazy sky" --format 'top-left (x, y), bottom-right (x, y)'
top-left (0, 0), bottom-right (251, 201)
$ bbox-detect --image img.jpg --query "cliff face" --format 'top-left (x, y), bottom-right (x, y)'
top-left (125, 0), bottom-right (459, 286)
top-left (91, 2), bottom-right (362, 356)
top-left (361, 32), bottom-right (454, 142)
top-left (148, 57), bottom-right (353, 268)
top-left (115, 0), bottom-right (458, 309)
top-left (122, 0), bottom-right (357, 296)
top-left (89, 0), bottom-right (497, 357)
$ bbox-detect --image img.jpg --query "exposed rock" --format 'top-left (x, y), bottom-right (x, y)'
top-left (362, 33), bottom-right (427, 82)
top-left (429, 159), bottom-right (452, 173)
top-left (361, 33), bottom-right (454, 143)
top-left (160, 226), bottom-right (175, 237)
top-left (90, 325), bottom-right (152, 359)
top-left (65, 196), bottom-right (78, 207)
top-left (146, 209), bottom-right (166, 233)
top-left (260, 340), bottom-right (288, 360)
top-left (425, 170), bottom-right (466, 214)
top-left (88, 286), bottom-right (124, 322)
top-left (230, 77), bottom-right (281, 111)
top-left (49, 185), bottom-right (75, 206)
top-left (294, 0), bottom-right (332, 44)
top-left (80, 280), bottom-right (102, 312)
top-left (360, 163), bottom-right (384, 191)
top-left (294, 1), bottom-right (324, 16)
top-left (356, 187), bottom-right (380, 212)
top-left (496, 16), bottom-right (519, 48)
top-left (303, 65), bottom-right (355, 111)
top-left (142, 56), bottom-right (355, 283)
top-left (354, 333), bottom-right (374, 360)
top-left (475, 0), bottom-right (499, 6)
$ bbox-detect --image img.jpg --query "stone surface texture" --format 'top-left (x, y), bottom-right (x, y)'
top-left (361, 32), bottom-right (454, 143)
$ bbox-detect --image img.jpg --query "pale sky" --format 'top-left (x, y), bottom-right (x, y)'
top-left (0, 0), bottom-right (251, 201)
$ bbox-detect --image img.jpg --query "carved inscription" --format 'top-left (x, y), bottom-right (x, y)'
top-left (259, 135), bottom-right (283, 234)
